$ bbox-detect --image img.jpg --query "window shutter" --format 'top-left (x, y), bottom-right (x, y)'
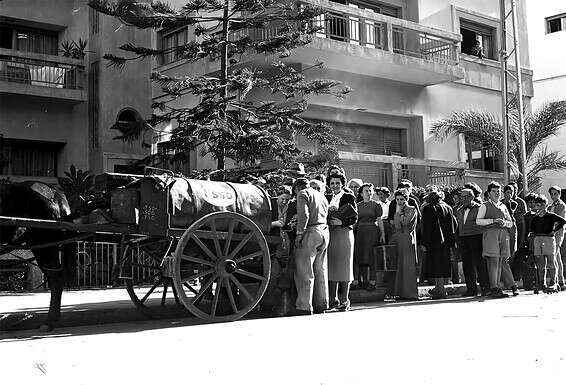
top-left (383, 128), bottom-right (403, 155)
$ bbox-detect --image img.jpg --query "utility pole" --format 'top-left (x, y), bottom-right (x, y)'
top-left (499, 0), bottom-right (510, 185)
top-left (499, 0), bottom-right (528, 192)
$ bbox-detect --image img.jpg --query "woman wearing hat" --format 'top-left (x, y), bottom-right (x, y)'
top-left (326, 172), bottom-right (358, 311)
top-left (348, 178), bottom-right (363, 203)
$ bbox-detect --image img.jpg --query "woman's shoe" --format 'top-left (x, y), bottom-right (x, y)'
top-left (365, 282), bottom-right (376, 291)
top-left (490, 288), bottom-right (509, 298)
top-left (336, 303), bottom-right (350, 312)
top-left (432, 290), bottom-right (447, 299)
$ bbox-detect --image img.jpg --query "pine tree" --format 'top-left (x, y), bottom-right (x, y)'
top-left (88, 0), bottom-right (350, 171)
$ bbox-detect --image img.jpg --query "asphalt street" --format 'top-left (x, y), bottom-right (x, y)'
top-left (1, 291), bottom-right (564, 385)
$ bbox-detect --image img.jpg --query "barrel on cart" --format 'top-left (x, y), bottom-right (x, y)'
top-left (112, 174), bottom-right (279, 322)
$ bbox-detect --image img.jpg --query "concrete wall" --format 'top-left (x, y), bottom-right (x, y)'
top-left (0, 0), bottom-right (74, 28)
top-left (0, 94), bottom-right (89, 176)
top-left (93, 17), bottom-right (152, 173)
top-left (419, 0), bottom-right (530, 67)
top-left (527, 0), bottom-right (566, 194)
top-left (0, 0), bottom-right (152, 177)
top-left (148, 0), bottom-right (533, 183)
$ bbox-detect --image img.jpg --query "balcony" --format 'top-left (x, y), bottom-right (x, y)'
top-left (230, 0), bottom-right (465, 85)
top-left (0, 48), bottom-right (87, 103)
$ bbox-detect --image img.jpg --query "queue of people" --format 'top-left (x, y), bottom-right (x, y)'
top-left (271, 162), bottom-right (566, 316)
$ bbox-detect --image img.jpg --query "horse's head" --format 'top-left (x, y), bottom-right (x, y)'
top-left (0, 181), bottom-right (71, 245)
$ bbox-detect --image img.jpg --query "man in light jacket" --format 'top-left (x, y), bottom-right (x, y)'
top-left (293, 178), bottom-right (330, 315)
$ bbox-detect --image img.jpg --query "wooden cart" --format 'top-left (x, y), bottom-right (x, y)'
top-left (0, 173), bottom-right (281, 322)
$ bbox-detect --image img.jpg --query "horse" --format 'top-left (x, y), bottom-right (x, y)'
top-left (0, 181), bottom-right (76, 331)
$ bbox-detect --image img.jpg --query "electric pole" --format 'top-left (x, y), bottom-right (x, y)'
top-left (499, 0), bottom-right (528, 192)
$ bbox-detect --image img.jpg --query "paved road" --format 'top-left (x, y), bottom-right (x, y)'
top-left (1, 291), bottom-right (564, 385)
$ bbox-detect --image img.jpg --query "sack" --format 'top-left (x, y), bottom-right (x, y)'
top-left (331, 203), bottom-right (357, 222)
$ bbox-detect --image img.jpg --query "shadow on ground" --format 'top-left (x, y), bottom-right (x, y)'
top-left (0, 293), bottom-right (504, 341)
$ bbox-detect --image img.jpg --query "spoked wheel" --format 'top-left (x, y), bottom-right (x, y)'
top-left (121, 238), bottom-right (188, 319)
top-left (172, 212), bottom-right (271, 322)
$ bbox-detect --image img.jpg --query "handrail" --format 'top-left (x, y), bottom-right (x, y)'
top-left (0, 47), bottom-right (85, 66)
top-left (0, 50), bottom-right (85, 90)
top-left (230, 1), bottom-right (461, 66)
top-left (303, 0), bottom-right (461, 42)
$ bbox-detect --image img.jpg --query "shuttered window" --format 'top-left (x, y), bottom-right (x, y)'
top-left (296, 121), bottom-right (407, 157)
top-left (331, 121), bottom-right (407, 156)
top-left (0, 139), bottom-right (60, 177)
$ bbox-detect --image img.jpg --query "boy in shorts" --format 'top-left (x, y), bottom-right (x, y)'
top-left (529, 195), bottom-right (566, 293)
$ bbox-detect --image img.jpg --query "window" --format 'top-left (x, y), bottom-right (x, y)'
top-left (113, 108), bottom-right (141, 131)
top-left (160, 28), bottom-right (188, 65)
top-left (302, 121), bottom-right (407, 156)
top-left (546, 14), bottom-right (566, 34)
top-left (0, 24), bottom-right (58, 55)
top-left (0, 138), bottom-right (60, 177)
top-left (460, 19), bottom-right (495, 60)
top-left (465, 141), bottom-right (501, 172)
top-left (90, 7), bottom-right (100, 35)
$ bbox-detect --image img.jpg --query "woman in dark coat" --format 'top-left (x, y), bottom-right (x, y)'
top-left (421, 191), bottom-right (458, 299)
top-left (326, 172), bottom-right (358, 311)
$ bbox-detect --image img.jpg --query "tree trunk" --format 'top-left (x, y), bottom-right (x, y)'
top-left (217, 0), bottom-right (230, 170)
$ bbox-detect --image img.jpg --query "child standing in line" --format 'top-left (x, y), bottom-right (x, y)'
top-left (529, 195), bottom-right (566, 293)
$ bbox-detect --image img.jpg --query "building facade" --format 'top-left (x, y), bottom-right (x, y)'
top-left (154, 0), bottom-right (533, 189)
top-left (0, 0), bottom-right (151, 183)
top-left (526, 0), bottom-right (566, 194)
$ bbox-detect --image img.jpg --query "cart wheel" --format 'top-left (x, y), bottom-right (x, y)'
top-left (172, 212), bottom-right (271, 322)
top-left (122, 239), bottom-right (188, 319)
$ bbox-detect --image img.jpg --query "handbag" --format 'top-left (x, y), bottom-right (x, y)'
top-left (330, 203), bottom-right (357, 222)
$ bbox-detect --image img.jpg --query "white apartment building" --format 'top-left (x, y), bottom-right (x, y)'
top-left (527, 0), bottom-right (566, 194)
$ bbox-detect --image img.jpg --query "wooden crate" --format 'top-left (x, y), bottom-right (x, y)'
top-left (110, 188), bottom-right (139, 224)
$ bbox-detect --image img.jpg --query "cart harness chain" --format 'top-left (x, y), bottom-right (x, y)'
top-left (0, 233), bottom-right (95, 272)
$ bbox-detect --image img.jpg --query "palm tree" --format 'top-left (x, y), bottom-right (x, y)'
top-left (430, 100), bottom-right (566, 191)
top-left (58, 165), bottom-right (95, 213)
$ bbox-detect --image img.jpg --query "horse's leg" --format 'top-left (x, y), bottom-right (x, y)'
top-left (36, 248), bottom-right (64, 331)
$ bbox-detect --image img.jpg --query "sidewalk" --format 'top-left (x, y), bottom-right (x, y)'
top-left (0, 284), bottom-right (469, 332)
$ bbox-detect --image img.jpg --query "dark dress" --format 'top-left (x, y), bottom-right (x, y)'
top-left (354, 200), bottom-right (382, 266)
top-left (421, 201), bottom-right (457, 278)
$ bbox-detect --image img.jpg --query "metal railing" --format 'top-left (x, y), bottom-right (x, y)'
top-left (313, 11), bottom-right (385, 49)
top-left (0, 52), bottom-right (85, 90)
top-left (72, 241), bottom-right (162, 289)
top-left (74, 242), bottom-right (118, 288)
top-left (229, 1), bottom-right (460, 66)
top-left (311, 8), bottom-right (458, 65)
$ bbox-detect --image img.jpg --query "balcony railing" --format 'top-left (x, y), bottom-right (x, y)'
top-left (230, 0), bottom-right (460, 66)
top-left (0, 48), bottom-right (85, 90)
